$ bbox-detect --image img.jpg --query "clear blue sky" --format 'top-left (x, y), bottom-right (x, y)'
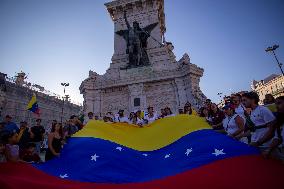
top-left (0, 0), bottom-right (284, 104)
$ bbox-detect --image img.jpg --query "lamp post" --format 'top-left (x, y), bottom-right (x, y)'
top-left (265, 44), bottom-right (284, 76)
top-left (60, 82), bottom-right (69, 123)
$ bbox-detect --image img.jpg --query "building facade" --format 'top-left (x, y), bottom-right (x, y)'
top-left (0, 72), bottom-right (82, 128)
top-left (251, 74), bottom-right (284, 104)
top-left (80, 0), bottom-right (206, 116)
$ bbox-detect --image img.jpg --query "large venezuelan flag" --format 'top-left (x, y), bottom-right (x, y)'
top-left (0, 115), bottom-right (284, 189)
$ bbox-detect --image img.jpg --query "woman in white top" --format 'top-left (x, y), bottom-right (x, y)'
top-left (222, 104), bottom-right (246, 143)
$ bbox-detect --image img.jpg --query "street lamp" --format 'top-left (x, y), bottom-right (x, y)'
top-left (265, 44), bottom-right (284, 76)
top-left (61, 83), bottom-right (69, 94)
top-left (60, 82), bottom-right (69, 123)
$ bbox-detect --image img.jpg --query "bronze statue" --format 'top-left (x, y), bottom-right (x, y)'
top-left (116, 11), bottom-right (158, 68)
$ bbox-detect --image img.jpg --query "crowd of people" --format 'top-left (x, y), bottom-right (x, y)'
top-left (199, 92), bottom-right (284, 162)
top-left (0, 92), bottom-right (283, 163)
top-left (99, 102), bottom-right (193, 126)
top-left (95, 92), bottom-right (284, 162)
top-left (0, 115), bottom-right (84, 163)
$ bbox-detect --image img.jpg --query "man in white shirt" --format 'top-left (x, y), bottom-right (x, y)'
top-left (115, 110), bottom-right (129, 123)
top-left (242, 92), bottom-right (276, 149)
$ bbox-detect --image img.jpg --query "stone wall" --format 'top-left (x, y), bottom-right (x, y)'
top-left (144, 79), bottom-right (177, 112)
top-left (101, 86), bottom-right (130, 115)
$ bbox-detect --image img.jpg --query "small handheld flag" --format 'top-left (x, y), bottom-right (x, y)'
top-left (27, 93), bottom-right (40, 115)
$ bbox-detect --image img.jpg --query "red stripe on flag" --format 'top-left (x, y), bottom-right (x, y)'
top-left (0, 155), bottom-right (283, 189)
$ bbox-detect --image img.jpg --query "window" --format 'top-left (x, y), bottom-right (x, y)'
top-left (134, 98), bottom-right (140, 107)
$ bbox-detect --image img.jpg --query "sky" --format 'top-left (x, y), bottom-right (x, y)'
top-left (0, 0), bottom-right (284, 104)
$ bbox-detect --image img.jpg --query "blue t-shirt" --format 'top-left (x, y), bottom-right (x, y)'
top-left (4, 122), bottom-right (19, 133)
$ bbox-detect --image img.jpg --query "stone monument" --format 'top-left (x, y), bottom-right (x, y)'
top-left (80, 0), bottom-right (206, 116)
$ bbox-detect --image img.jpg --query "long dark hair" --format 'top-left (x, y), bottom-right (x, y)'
top-left (51, 123), bottom-right (63, 138)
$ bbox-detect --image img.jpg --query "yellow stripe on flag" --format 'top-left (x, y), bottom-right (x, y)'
top-left (73, 114), bottom-right (211, 151)
top-left (26, 94), bottom-right (37, 110)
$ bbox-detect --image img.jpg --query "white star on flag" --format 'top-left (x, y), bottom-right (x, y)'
top-left (212, 149), bottom-right (226, 156)
top-left (59, 174), bottom-right (68, 179)
top-left (116, 147), bottom-right (123, 151)
top-left (164, 154), bottom-right (171, 159)
top-left (142, 153), bottom-right (148, 157)
top-left (91, 154), bottom-right (99, 161)
top-left (185, 148), bottom-right (193, 156)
